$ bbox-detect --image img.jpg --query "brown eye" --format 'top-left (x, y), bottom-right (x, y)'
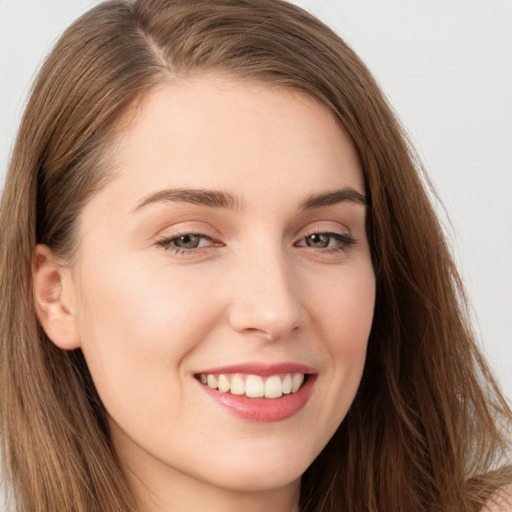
top-left (296, 232), bottom-right (356, 252)
top-left (156, 232), bottom-right (217, 254)
top-left (173, 234), bottom-right (203, 249)
top-left (305, 233), bottom-right (331, 248)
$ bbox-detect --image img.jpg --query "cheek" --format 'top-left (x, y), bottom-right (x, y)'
top-left (73, 255), bottom-right (220, 407)
top-left (292, 262), bottom-right (375, 455)
top-left (78, 253), bottom-right (215, 340)
top-left (309, 262), bottom-right (375, 357)
top-left (308, 261), bottom-right (375, 415)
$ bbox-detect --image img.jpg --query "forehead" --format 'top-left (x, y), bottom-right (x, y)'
top-left (86, 76), bottom-right (365, 216)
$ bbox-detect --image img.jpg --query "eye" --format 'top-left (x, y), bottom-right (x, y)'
top-left (296, 232), bottom-right (355, 250)
top-left (305, 233), bottom-right (331, 249)
top-left (156, 233), bottom-right (213, 251)
top-left (171, 234), bottom-right (208, 249)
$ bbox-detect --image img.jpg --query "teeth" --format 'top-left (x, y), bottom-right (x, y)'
top-left (245, 375), bottom-right (265, 397)
top-left (264, 375), bottom-right (283, 398)
top-left (292, 373), bottom-right (304, 393)
top-left (230, 375), bottom-right (245, 395)
top-left (207, 374), bottom-right (217, 389)
top-left (217, 374), bottom-right (230, 393)
top-left (200, 372), bottom-right (306, 398)
top-left (282, 374), bottom-right (292, 394)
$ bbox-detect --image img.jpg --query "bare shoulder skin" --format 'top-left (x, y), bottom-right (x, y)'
top-left (483, 485), bottom-right (512, 512)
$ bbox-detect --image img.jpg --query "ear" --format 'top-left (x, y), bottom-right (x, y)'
top-left (33, 244), bottom-right (81, 350)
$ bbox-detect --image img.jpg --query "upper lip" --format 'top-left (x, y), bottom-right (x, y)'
top-left (195, 362), bottom-right (316, 376)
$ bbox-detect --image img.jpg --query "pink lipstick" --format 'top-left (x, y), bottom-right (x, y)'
top-left (195, 363), bottom-right (316, 422)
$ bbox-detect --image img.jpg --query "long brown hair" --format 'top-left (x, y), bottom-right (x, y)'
top-left (1, 1), bottom-right (510, 511)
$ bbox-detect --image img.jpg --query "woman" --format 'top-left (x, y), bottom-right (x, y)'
top-left (0, 0), bottom-right (510, 511)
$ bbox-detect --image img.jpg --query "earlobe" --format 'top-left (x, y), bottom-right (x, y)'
top-left (33, 244), bottom-right (81, 350)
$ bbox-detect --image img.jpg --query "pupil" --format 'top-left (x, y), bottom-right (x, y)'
top-left (307, 233), bottom-right (329, 248)
top-left (177, 234), bottom-right (200, 248)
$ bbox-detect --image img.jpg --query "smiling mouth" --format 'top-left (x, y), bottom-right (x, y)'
top-left (195, 372), bottom-right (307, 399)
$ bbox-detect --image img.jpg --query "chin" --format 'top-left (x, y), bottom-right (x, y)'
top-left (194, 437), bottom-right (319, 493)
top-left (204, 463), bottom-right (304, 494)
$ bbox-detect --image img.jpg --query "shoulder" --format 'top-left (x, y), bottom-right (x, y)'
top-left (482, 485), bottom-right (512, 512)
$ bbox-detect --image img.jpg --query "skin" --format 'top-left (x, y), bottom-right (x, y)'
top-left (484, 486), bottom-right (512, 512)
top-left (34, 77), bottom-right (376, 512)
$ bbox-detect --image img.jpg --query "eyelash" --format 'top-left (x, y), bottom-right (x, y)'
top-left (296, 231), bottom-right (356, 252)
top-left (155, 230), bottom-right (356, 256)
top-left (155, 233), bottom-right (215, 256)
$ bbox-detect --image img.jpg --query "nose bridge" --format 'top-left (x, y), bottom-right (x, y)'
top-left (228, 242), bottom-right (305, 340)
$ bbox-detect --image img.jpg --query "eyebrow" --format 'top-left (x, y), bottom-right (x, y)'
top-left (132, 186), bottom-right (368, 213)
top-left (299, 188), bottom-right (368, 210)
top-left (132, 188), bottom-right (242, 212)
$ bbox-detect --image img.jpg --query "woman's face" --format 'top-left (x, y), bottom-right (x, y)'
top-left (60, 77), bottom-right (375, 501)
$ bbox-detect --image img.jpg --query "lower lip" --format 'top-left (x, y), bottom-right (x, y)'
top-left (198, 375), bottom-right (316, 423)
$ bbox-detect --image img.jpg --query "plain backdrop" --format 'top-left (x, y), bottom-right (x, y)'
top-left (0, 0), bottom-right (511, 492)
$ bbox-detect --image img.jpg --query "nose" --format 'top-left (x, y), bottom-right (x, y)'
top-left (227, 247), bottom-right (307, 341)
